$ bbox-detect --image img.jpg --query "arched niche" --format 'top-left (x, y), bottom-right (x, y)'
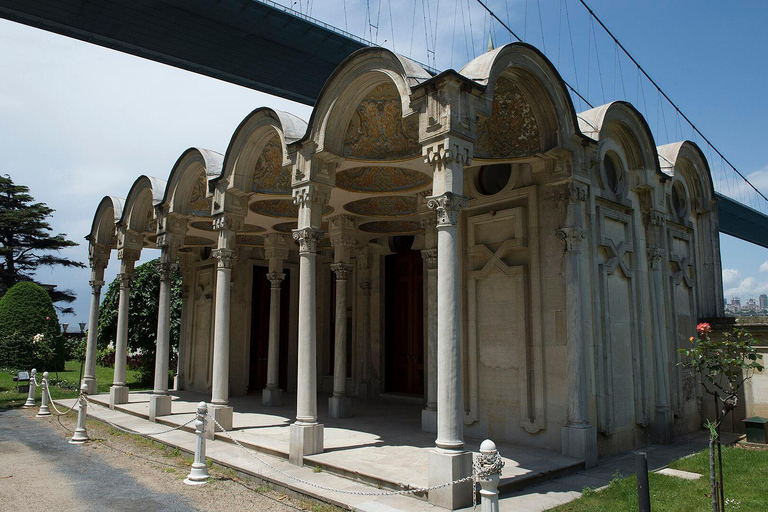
top-left (89, 196), bottom-right (124, 250)
top-left (122, 176), bottom-right (167, 243)
top-left (164, 148), bottom-right (223, 217)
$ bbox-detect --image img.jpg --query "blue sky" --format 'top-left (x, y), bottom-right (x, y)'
top-left (0, 0), bottom-right (766, 324)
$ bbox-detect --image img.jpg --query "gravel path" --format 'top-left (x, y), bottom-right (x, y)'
top-left (0, 407), bottom-right (323, 512)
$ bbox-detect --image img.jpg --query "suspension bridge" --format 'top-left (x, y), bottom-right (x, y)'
top-left (1, 0), bottom-right (766, 248)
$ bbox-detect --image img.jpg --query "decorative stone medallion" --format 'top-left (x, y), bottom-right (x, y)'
top-left (475, 76), bottom-right (541, 159)
top-left (343, 196), bottom-right (417, 217)
top-left (335, 167), bottom-right (431, 193)
top-left (253, 137), bottom-right (291, 195)
top-left (189, 172), bottom-right (212, 217)
top-left (359, 221), bottom-right (422, 234)
top-left (343, 83), bottom-right (420, 161)
top-left (250, 199), bottom-right (333, 218)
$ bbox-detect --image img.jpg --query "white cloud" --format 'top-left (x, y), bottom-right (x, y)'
top-left (760, 261), bottom-right (768, 273)
top-left (722, 268), bottom-right (741, 288)
top-left (724, 276), bottom-right (768, 299)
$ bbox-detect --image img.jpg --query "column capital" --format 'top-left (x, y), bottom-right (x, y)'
top-left (117, 247), bottom-right (140, 263)
top-left (89, 280), bottom-right (106, 294)
top-left (116, 273), bottom-right (134, 289)
top-left (212, 248), bottom-right (236, 268)
top-left (556, 226), bottom-right (587, 253)
top-left (647, 246), bottom-right (665, 269)
top-left (427, 192), bottom-right (467, 227)
top-left (643, 209), bottom-right (666, 228)
top-left (292, 227), bottom-right (323, 254)
top-left (264, 233), bottom-right (290, 261)
top-left (359, 281), bottom-right (372, 296)
top-left (330, 263), bottom-right (353, 280)
top-left (421, 248), bottom-right (438, 270)
top-left (155, 260), bottom-right (177, 280)
top-left (267, 272), bottom-right (286, 288)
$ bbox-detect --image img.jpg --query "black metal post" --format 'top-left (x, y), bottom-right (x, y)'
top-left (636, 451), bottom-right (651, 512)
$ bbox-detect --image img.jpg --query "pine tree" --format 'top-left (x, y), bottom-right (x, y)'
top-left (0, 174), bottom-right (85, 314)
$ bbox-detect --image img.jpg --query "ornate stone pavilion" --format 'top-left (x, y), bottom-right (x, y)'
top-left (84, 43), bottom-right (723, 508)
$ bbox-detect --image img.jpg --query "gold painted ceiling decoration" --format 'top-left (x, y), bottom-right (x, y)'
top-left (359, 221), bottom-right (422, 234)
top-left (240, 224), bottom-right (266, 233)
top-left (189, 221), bottom-right (214, 231)
top-left (184, 236), bottom-right (215, 246)
top-left (253, 138), bottom-right (291, 195)
top-left (189, 172), bottom-right (212, 217)
top-left (249, 199), bottom-right (333, 218)
top-left (335, 167), bottom-right (431, 193)
top-left (343, 83), bottom-right (419, 161)
top-left (475, 76), bottom-right (541, 159)
top-left (272, 221), bottom-right (329, 233)
top-left (343, 196), bottom-right (417, 217)
top-left (236, 235), bottom-right (265, 246)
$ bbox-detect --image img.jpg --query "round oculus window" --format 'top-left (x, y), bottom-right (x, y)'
top-left (477, 164), bottom-right (512, 196)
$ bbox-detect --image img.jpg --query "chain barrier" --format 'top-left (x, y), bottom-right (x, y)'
top-left (208, 414), bottom-right (477, 498)
top-left (82, 396), bottom-right (197, 436)
top-left (45, 383), bottom-right (79, 416)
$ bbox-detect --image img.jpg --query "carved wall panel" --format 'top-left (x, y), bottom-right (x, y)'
top-left (343, 83), bottom-right (420, 160)
top-left (464, 195), bottom-right (545, 435)
top-left (188, 267), bottom-right (214, 392)
top-left (475, 77), bottom-right (542, 159)
top-left (595, 206), bottom-right (647, 439)
top-left (189, 172), bottom-right (212, 217)
top-left (253, 137), bottom-right (291, 195)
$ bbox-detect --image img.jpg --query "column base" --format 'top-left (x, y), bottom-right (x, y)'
top-left (655, 406), bottom-right (674, 445)
top-left (23, 395), bottom-right (36, 408)
top-left (69, 426), bottom-right (89, 445)
top-left (421, 408), bottom-right (437, 434)
top-left (262, 387), bottom-right (282, 407)
top-left (428, 449), bottom-right (473, 510)
top-left (36, 405), bottom-right (51, 417)
top-left (149, 394), bottom-right (173, 422)
top-left (206, 404), bottom-right (233, 440)
top-left (109, 385), bottom-right (129, 409)
top-left (173, 374), bottom-right (184, 391)
top-left (561, 424), bottom-right (598, 469)
top-left (82, 377), bottom-right (97, 396)
top-left (328, 396), bottom-right (352, 418)
top-left (288, 422), bottom-right (324, 466)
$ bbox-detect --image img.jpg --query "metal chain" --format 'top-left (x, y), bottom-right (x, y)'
top-left (83, 396), bottom-right (197, 436)
top-left (208, 414), bottom-right (475, 497)
top-left (45, 385), bottom-right (79, 416)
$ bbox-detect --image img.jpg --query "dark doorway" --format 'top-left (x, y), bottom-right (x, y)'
top-left (249, 266), bottom-right (290, 392)
top-left (385, 249), bottom-right (424, 395)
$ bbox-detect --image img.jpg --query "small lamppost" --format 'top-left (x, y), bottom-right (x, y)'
top-left (79, 322), bottom-right (86, 334)
top-left (61, 323), bottom-right (69, 334)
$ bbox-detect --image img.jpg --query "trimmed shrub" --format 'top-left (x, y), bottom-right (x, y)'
top-left (0, 281), bottom-right (63, 371)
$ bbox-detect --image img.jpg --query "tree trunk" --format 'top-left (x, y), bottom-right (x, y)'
top-left (710, 437), bottom-right (718, 512)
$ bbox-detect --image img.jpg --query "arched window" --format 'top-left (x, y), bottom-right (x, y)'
top-left (476, 163), bottom-right (512, 196)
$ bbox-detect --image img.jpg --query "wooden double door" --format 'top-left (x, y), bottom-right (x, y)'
top-left (385, 249), bottom-right (424, 395)
top-left (249, 266), bottom-right (290, 392)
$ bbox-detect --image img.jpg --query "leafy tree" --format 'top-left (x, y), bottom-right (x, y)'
top-left (679, 323), bottom-right (763, 512)
top-left (98, 258), bottom-right (182, 383)
top-left (0, 281), bottom-right (64, 371)
top-left (0, 175), bottom-right (86, 314)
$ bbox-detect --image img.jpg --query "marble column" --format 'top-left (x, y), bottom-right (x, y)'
top-left (289, 226), bottom-right (324, 464)
top-left (263, 271), bottom-right (286, 406)
top-left (149, 258), bottom-right (175, 422)
top-left (557, 183), bottom-right (598, 468)
top-left (424, 138), bottom-right (473, 510)
top-left (82, 256), bottom-right (106, 396)
top-left (329, 263), bottom-right (352, 418)
top-left (175, 283), bottom-right (190, 391)
top-left (110, 258), bottom-right (135, 408)
top-left (646, 209), bottom-right (673, 444)
top-left (421, 246), bottom-right (438, 433)
top-left (208, 215), bottom-right (238, 437)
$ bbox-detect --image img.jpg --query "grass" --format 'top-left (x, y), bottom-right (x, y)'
top-left (0, 359), bottom-right (145, 408)
top-left (549, 445), bottom-right (768, 511)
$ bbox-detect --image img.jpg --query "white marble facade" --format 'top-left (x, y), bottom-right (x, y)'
top-left (85, 42), bottom-right (723, 501)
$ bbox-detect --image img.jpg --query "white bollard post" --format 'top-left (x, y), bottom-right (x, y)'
top-left (70, 383), bottom-right (89, 445)
top-left (476, 439), bottom-right (503, 512)
top-left (36, 371), bottom-right (51, 417)
top-left (24, 369), bottom-right (37, 407)
top-left (184, 401), bottom-right (210, 485)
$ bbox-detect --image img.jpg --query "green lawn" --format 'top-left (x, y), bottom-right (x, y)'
top-left (0, 360), bottom-right (145, 408)
top-left (550, 445), bottom-right (768, 511)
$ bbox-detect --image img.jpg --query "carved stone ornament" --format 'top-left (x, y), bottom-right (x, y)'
top-left (423, 141), bottom-right (472, 168)
top-left (266, 272), bottom-right (286, 288)
top-left (647, 246), bottom-right (665, 269)
top-left (212, 248), bottom-right (236, 268)
top-left (89, 280), bottom-right (105, 294)
top-left (421, 248), bottom-right (438, 270)
top-left (644, 210), bottom-right (665, 228)
top-left (155, 261), bottom-right (177, 280)
top-left (330, 263), bottom-right (353, 280)
top-left (116, 273), bottom-right (134, 289)
top-left (426, 192), bottom-right (468, 227)
top-left (292, 227), bottom-right (324, 253)
top-left (556, 226), bottom-right (588, 253)
top-left (292, 186), bottom-right (330, 209)
top-left (264, 246), bottom-right (289, 261)
top-left (359, 281), bottom-right (372, 296)
top-left (212, 215), bottom-right (243, 233)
